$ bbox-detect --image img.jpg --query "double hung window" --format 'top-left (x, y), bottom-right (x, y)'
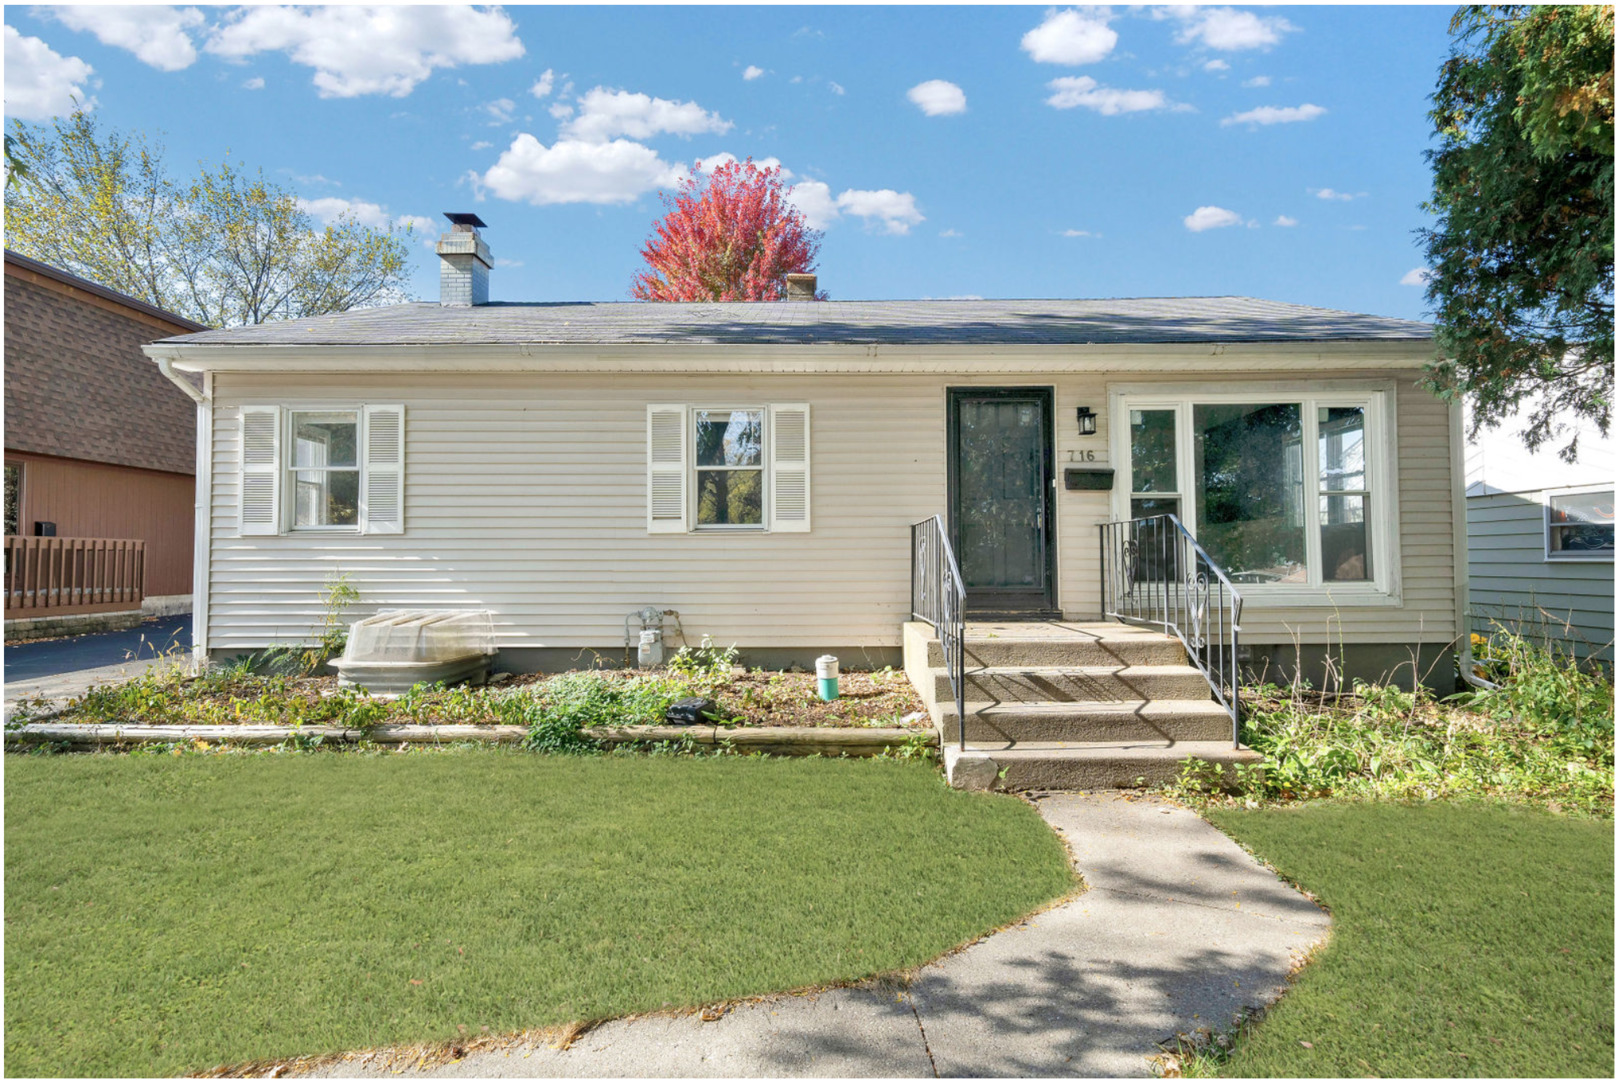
top-left (291, 411), bottom-right (360, 529)
top-left (1117, 388), bottom-right (1391, 596)
top-left (647, 404), bottom-right (810, 533)
top-left (238, 404), bottom-right (404, 536)
top-left (693, 409), bottom-right (765, 528)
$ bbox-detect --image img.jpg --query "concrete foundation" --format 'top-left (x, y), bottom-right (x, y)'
top-left (209, 645), bottom-right (904, 675)
top-left (1241, 641), bottom-right (1457, 696)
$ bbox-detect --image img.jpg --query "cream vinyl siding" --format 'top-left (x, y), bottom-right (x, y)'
top-left (206, 369), bottom-right (1456, 652)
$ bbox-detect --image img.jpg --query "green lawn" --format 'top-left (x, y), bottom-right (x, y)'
top-left (1206, 802), bottom-right (1614, 1078)
top-left (4, 752), bottom-right (1074, 1077)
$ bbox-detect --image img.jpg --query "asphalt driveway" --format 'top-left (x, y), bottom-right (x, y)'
top-left (4, 615), bottom-right (191, 710)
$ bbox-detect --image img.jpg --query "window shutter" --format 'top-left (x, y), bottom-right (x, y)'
top-left (239, 405), bottom-right (281, 536)
top-left (364, 405), bottom-right (405, 535)
top-left (769, 403), bottom-right (811, 532)
top-left (647, 404), bottom-right (688, 533)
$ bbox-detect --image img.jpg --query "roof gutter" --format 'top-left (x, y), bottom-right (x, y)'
top-left (154, 354), bottom-right (206, 404)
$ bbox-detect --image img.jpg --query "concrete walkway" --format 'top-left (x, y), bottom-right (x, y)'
top-left (310, 793), bottom-right (1330, 1079)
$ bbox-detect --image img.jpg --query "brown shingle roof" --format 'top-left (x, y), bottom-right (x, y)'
top-left (4, 251), bottom-right (203, 476)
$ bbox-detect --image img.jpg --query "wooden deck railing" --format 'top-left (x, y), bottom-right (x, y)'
top-left (3, 536), bottom-right (146, 618)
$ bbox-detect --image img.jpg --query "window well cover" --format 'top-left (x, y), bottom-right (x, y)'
top-left (343, 610), bottom-right (495, 664)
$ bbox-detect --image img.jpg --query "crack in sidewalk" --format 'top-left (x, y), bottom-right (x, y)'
top-left (905, 988), bottom-right (940, 1078)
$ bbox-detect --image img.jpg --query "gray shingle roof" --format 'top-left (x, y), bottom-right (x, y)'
top-left (160, 296), bottom-right (1433, 348)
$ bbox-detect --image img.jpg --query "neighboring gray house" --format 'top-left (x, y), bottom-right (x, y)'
top-left (1465, 400), bottom-right (1614, 666)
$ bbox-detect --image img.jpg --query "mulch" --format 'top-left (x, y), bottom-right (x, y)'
top-left (70, 668), bottom-right (929, 730)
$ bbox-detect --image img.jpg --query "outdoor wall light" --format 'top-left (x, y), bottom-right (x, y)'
top-left (1075, 406), bottom-right (1098, 436)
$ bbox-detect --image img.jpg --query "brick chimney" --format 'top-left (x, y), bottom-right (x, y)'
top-left (437, 212), bottom-right (492, 306)
top-left (785, 273), bottom-right (817, 301)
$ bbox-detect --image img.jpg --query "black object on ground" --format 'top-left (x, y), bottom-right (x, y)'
top-left (666, 697), bottom-right (721, 725)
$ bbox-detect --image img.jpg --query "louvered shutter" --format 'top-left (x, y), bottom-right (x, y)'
top-left (239, 405), bottom-right (281, 536)
top-left (364, 405), bottom-right (405, 535)
top-left (647, 404), bottom-right (688, 533)
top-left (769, 403), bottom-right (811, 532)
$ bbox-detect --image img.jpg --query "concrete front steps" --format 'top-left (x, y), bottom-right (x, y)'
top-left (902, 620), bottom-right (1260, 791)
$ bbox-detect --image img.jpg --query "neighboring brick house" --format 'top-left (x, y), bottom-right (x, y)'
top-left (4, 250), bottom-right (206, 633)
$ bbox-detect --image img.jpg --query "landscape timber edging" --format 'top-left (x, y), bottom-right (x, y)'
top-left (4, 722), bottom-right (938, 756)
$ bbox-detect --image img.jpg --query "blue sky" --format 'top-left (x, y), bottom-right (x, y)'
top-left (4, 5), bottom-right (1456, 319)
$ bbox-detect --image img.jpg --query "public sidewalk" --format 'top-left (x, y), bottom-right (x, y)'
top-left (310, 792), bottom-right (1331, 1079)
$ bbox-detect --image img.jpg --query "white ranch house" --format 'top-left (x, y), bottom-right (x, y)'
top-left (147, 216), bottom-right (1466, 785)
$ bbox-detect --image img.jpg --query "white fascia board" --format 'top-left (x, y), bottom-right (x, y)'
top-left (143, 340), bottom-right (1436, 376)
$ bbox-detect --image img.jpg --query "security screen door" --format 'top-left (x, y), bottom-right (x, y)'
top-left (948, 388), bottom-right (1057, 615)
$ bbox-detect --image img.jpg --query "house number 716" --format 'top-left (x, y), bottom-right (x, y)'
top-left (1070, 450), bottom-right (1097, 462)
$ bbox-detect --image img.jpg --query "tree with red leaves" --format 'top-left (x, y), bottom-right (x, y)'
top-left (631, 158), bottom-right (823, 301)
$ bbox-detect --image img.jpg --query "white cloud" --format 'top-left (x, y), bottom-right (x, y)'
top-left (4, 26), bottom-right (96, 120)
top-left (828, 81), bottom-right (845, 95)
top-left (52, 6), bottom-right (203, 71)
top-left (562, 87), bottom-right (732, 142)
top-left (1222, 103), bottom-right (1326, 126)
top-left (1313, 187), bottom-right (1365, 201)
top-left (298, 196), bottom-right (433, 235)
top-left (940, 228), bottom-right (963, 238)
top-left (205, 5), bottom-right (524, 98)
top-left (1062, 228), bottom-right (1096, 237)
top-left (1168, 6), bottom-right (1296, 51)
top-left (1021, 9), bottom-right (1118, 65)
top-left (836, 189), bottom-right (924, 235)
top-left (478, 134), bottom-right (682, 205)
top-left (1183, 205), bottom-right (1246, 232)
top-left (1203, 59), bottom-right (1229, 72)
top-left (781, 181), bottom-right (923, 234)
top-left (786, 180), bottom-right (840, 230)
top-left (482, 97), bottom-right (516, 125)
top-left (1045, 76), bottom-right (1180, 115)
top-left (1242, 75), bottom-right (1271, 87)
top-left (1400, 267), bottom-right (1431, 286)
top-left (470, 139), bottom-right (493, 151)
top-left (548, 101), bottom-right (574, 120)
top-left (530, 68), bottom-right (554, 98)
top-left (907, 79), bottom-right (966, 116)
top-left (242, 75), bottom-right (265, 90)
top-left (742, 64), bottom-right (764, 81)
top-left (1274, 214), bottom-right (1298, 226)
top-left (495, 257), bottom-right (525, 268)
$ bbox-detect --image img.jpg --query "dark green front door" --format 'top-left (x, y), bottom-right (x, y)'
top-left (948, 388), bottom-right (1057, 615)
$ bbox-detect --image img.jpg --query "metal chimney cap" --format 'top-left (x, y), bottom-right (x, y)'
top-left (443, 212), bottom-right (488, 229)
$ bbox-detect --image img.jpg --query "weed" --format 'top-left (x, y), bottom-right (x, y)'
top-left (876, 730), bottom-right (938, 763)
top-left (1171, 635), bottom-right (1613, 814)
top-left (667, 636), bottom-right (739, 689)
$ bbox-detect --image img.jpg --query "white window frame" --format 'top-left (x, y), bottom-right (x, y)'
top-left (236, 402), bottom-right (403, 537)
top-left (1543, 484), bottom-right (1615, 563)
top-left (1108, 381), bottom-right (1401, 606)
top-left (288, 408), bottom-right (362, 533)
top-left (691, 405), bottom-right (769, 532)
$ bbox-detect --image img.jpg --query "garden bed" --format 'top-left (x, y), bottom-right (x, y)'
top-left (25, 662), bottom-right (930, 730)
